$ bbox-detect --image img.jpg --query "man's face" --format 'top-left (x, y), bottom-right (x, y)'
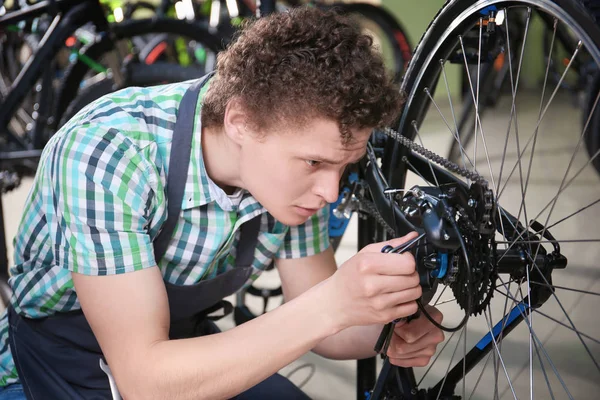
top-left (238, 118), bottom-right (371, 226)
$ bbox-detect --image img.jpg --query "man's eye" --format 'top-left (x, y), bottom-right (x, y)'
top-left (306, 160), bottom-right (321, 167)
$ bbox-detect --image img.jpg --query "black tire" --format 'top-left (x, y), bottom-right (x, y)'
top-left (585, 71), bottom-right (600, 174)
top-left (373, 0), bottom-right (600, 398)
top-left (54, 18), bottom-right (224, 130)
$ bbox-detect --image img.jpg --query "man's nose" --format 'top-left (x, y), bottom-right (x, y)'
top-left (314, 171), bottom-right (340, 204)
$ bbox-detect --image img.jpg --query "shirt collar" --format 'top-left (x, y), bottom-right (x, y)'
top-left (181, 79), bottom-right (266, 217)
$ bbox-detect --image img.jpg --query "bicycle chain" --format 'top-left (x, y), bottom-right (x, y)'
top-left (382, 127), bottom-right (488, 186)
top-left (351, 125), bottom-right (498, 249)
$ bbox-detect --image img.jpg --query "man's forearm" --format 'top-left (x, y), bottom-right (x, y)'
top-left (126, 282), bottom-right (339, 400)
top-left (312, 323), bottom-right (384, 360)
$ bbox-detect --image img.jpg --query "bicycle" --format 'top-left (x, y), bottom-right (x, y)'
top-left (326, 0), bottom-right (600, 398)
top-left (2, 0), bottom-right (600, 399)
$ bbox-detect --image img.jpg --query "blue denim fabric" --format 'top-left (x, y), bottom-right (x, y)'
top-left (0, 384), bottom-right (26, 400)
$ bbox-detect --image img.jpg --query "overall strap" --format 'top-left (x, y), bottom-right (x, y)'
top-left (153, 73), bottom-right (212, 263)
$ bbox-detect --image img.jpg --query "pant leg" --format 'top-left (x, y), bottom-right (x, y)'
top-left (0, 384), bottom-right (26, 400)
top-left (233, 373), bottom-right (311, 400)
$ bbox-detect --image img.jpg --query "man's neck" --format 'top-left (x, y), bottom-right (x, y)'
top-left (201, 125), bottom-right (242, 195)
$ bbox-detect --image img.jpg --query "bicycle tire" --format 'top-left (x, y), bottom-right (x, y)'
top-left (368, 0), bottom-right (600, 398)
top-left (320, 2), bottom-right (412, 83)
top-left (585, 70), bottom-right (600, 174)
top-left (54, 17), bottom-right (224, 130)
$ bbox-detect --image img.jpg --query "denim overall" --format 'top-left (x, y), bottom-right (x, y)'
top-left (6, 74), bottom-right (310, 400)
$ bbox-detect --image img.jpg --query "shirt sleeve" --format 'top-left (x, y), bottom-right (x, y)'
top-left (47, 122), bottom-right (157, 275)
top-left (276, 206), bottom-right (330, 259)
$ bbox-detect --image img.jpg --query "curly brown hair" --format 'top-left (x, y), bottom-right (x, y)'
top-left (201, 6), bottom-right (404, 143)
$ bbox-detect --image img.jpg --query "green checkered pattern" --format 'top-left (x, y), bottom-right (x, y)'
top-left (0, 78), bottom-right (330, 385)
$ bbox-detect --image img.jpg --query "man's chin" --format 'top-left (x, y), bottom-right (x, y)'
top-left (269, 208), bottom-right (313, 226)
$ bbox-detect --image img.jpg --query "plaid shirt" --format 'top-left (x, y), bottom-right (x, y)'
top-left (0, 79), bottom-right (330, 385)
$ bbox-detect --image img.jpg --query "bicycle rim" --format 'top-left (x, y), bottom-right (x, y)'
top-left (379, 0), bottom-right (600, 398)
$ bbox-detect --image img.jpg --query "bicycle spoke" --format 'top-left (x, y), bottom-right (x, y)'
top-left (516, 279), bottom-right (535, 399)
top-left (496, 288), bottom-right (600, 345)
top-left (516, 286), bottom-right (555, 400)
top-left (435, 328), bottom-right (466, 400)
top-left (458, 35), bottom-right (497, 189)
top-left (504, 254), bottom-right (600, 373)
top-left (531, 332), bottom-right (557, 400)
top-left (530, 281), bottom-right (600, 297)
top-left (424, 86), bottom-right (474, 169)
top-left (533, 309), bottom-right (600, 346)
top-left (475, 20), bottom-right (482, 172)
top-left (497, 39), bottom-right (585, 203)
top-left (484, 311), bottom-right (519, 400)
top-left (467, 352), bottom-right (492, 400)
top-left (517, 17), bottom-right (558, 227)
top-left (440, 60), bottom-right (473, 170)
top-left (456, 10), bottom-right (512, 256)
top-left (495, 277), bottom-right (574, 399)
top-left (498, 136), bottom-right (600, 263)
top-left (497, 239), bottom-right (600, 244)
top-left (433, 284), bottom-right (449, 306)
top-left (416, 330), bottom-right (458, 387)
top-left (495, 278), bottom-right (517, 395)
top-left (433, 297), bottom-right (458, 306)
top-left (543, 197), bottom-right (600, 231)
top-left (402, 156), bottom-right (434, 188)
top-left (495, 8), bottom-right (529, 202)
top-left (499, 109), bottom-right (600, 261)
top-left (413, 122), bottom-right (441, 188)
top-left (507, 8), bottom-right (532, 242)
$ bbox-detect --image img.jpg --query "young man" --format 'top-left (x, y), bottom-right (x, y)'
top-left (0, 7), bottom-right (444, 399)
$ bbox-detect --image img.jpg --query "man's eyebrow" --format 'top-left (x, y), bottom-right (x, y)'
top-left (305, 150), bottom-right (367, 165)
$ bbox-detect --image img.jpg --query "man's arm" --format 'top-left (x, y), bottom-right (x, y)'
top-left (73, 267), bottom-right (338, 400)
top-left (276, 242), bottom-right (445, 363)
top-left (75, 233), bottom-right (425, 399)
top-left (276, 246), bottom-right (385, 360)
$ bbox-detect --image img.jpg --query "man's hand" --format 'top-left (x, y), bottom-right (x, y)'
top-left (387, 305), bottom-right (445, 367)
top-left (322, 232), bottom-right (422, 332)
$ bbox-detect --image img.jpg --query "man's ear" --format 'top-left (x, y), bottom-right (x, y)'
top-left (223, 97), bottom-right (249, 145)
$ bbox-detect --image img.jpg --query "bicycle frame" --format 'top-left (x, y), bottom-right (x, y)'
top-left (0, 0), bottom-right (108, 168)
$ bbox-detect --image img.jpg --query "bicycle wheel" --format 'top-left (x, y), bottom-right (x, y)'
top-left (322, 2), bottom-right (412, 83)
top-left (54, 17), bottom-right (223, 129)
top-left (370, 0), bottom-right (600, 398)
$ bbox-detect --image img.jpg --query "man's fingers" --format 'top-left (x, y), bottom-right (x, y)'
top-left (394, 305), bottom-right (443, 343)
top-left (376, 288), bottom-right (423, 312)
top-left (392, 329), bottom-right (445, 356)
top-left (388, 345), bottom-right (437, 360)
top-left (381, 231), bottom-right (420, 249)
top-left (368, 272), bottom-right (420, 295)
top-left (389, 356), bottom-right (432, 368)
top-left (361, 231), bottom-right (419, 254)
top-left (357, 252), bottom-right (416, 276)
